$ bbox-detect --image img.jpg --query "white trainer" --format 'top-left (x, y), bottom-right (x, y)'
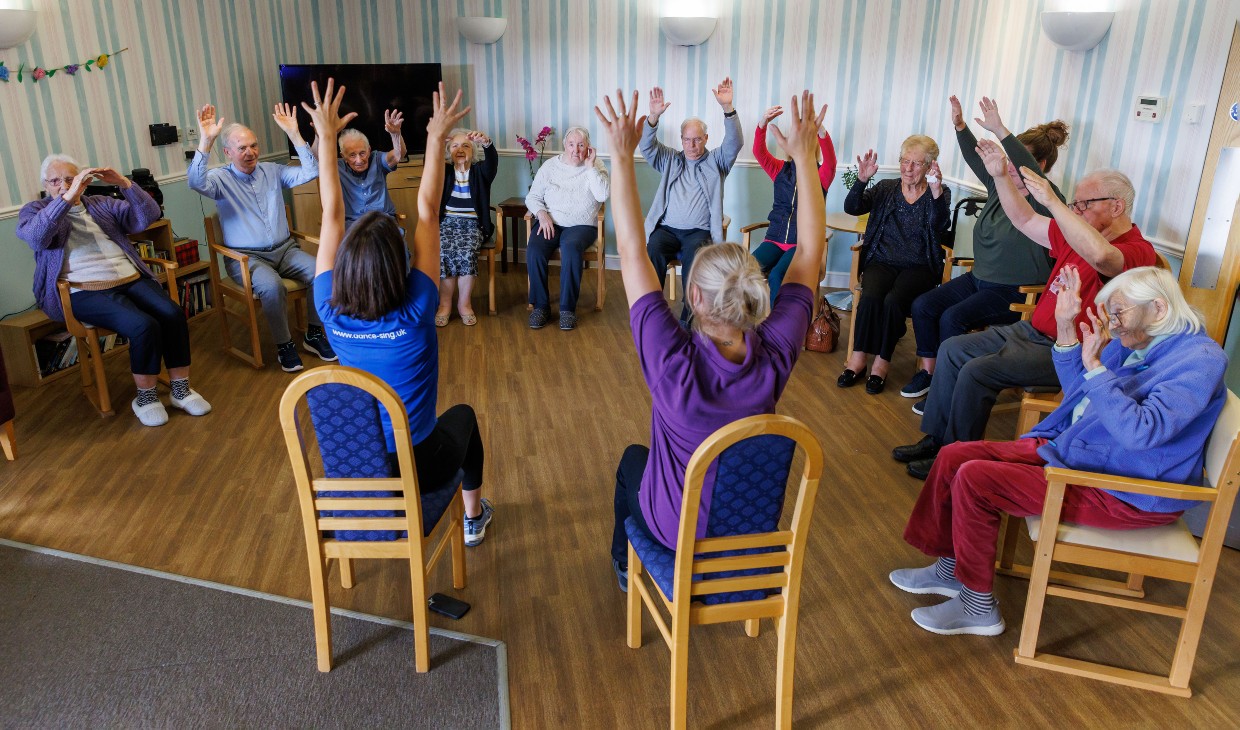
top-left (132, 397), bottom-right (169, 427)
top-left (170, 390), bottom-right (212, 416)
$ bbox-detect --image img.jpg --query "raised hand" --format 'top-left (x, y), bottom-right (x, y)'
top-left (596, 89), bottom-right (646, 158)
top-left (272, 102), bottom-right (301, 136)
top-left (300, 78), bottom-right (357, 138)
top-left (974, 96), bottom-right (1008, 137)
top-left (585, 145), bottom-right (597, 167)
top-left (712, 77), bottom-right (735, 111)
top-left (648, 87), bottom-right (670, 123)
top-left (759, 105), bottom-right (784, 129)
top-left (425, 82), bottom-right (471, 142)
top-left (93, 167), bottom-right (132, 189)
top-left (856, 149), bottom-right (879, 182)
top-left (949, 95), bottom-right (965, 130)
top-left (1079, 306), bottom-right (1109, 370)
top-left (62, 167), bottom-right (99, 203)
top-left (926, 160), bottom-right (943, 195)
top-left (975, 138), bottom-right (1008, 178)
top-left (1019, 167), bottom-right (1056, 207)
top-left (1053, 264), bottom-right (1084, 337)
top-left (384, 108), bottom-right (404, 134)
top-left (770, 91), bottom-right (826, 165)
top-left (467, 130), bottom-right (491, 147)
top-left (197, 104), bottom-right (224, 140)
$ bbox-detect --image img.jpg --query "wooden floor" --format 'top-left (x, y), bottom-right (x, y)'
top-left (2, 269), bottom-right (1239, 728)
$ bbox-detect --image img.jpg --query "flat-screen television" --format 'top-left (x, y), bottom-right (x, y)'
top-left (278, 63), bottom-right (443, 159)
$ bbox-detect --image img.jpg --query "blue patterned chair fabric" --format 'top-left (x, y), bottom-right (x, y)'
top-left (306, 383), bottom-right (460, 540)
top-left (627, 434), bottom-right (795, 605)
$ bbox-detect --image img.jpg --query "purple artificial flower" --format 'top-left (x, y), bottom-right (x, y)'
top-left (525, 149), bottom-right (537, 161)
top-left (64, 64), bottom-right (80, 75)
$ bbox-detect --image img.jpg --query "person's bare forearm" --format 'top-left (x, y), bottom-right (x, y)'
top-left (1048, 201), bottom-right (1125, 275)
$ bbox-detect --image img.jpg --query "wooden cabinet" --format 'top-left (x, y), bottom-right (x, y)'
top-left (291, 159), bottom-right (424, 243)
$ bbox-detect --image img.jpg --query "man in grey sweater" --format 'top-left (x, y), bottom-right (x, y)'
top-left (640, 78), bottom-right (743, 324)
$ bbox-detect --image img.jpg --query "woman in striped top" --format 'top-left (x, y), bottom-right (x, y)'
top-left (436, 129), bottom-right (498, 327)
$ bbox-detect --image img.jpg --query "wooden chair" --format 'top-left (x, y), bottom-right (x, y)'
top-left (0, 345), bottom-right (15, 460)
top-left (278, 366), bottom-right (467, 673)
top-left (523, 204), bottom-right (607, 312)
top-left (626, 414), bottom-right (824, 729)
top-left (664, 215), bottom-right (730, 301)
top-left (476, 205), bottom-right (501, 316)
top-left (205, 207), bottom-right (318, 368)
top-left (1011, 391), bottom-right (1240, 696)
top-left (740, 221), bottom-right (831, 315)
top-left (55, 257), bottom-right (180, 417)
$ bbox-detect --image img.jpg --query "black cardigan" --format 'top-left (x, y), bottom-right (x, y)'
top-left (439, 143), bottom-right (499, 240)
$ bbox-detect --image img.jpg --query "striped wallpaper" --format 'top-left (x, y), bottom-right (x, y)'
top-left (2, 0), bottom-right (1239, 255)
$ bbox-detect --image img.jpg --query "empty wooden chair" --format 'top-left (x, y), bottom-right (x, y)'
top-left (523, 203), bottom-right (607, 312)
top-left (278, 366), bottom-right (467, 673)
top-left (626, 414), bottom-right (824, 729)
top-left (1013, 391), bottom-right (1240, 696)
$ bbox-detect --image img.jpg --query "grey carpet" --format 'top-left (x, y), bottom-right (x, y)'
top-left (0, 542), bottom-right (506, 729)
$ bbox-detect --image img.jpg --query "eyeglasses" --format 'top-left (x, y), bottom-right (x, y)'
top-left (681, 137), bottom-right (705, 145)
top-left (1071, 197), bottom-right (1116, 213)
top-left (899, 158), bottom-right (928, 169)
top-left (1105, 303), bottom-right (1141, 326)
top-left (43, 177), bottom-right (70, 187)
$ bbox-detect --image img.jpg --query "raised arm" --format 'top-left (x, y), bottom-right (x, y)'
top-left (413, 84), bottom-right (471, 281)
top-left (187, 104), bottom-right (224, 199)
top-left (273, 103), bottom-right (319, 187)
top-left (817, 126), bottom-right (837, 191)
top-left (976, 139), bottom-right (1050, 248)
top-left (1021, 168), bottom-right (1125, 276)
top-left (638, 87), bottom-right (677, 171)
top-left (93, 168), bottom-right (161, 233)
top-left (300, 79), bottom-right (358, 275)
top-left (383, 109), bottom-right (407, 168)
top-left (770, 91), bottom-right (828, 293)
top-left (752, 109), bottom-right (784, 181)
top-left (714, 101), bottom-right (744, 172)
top-left (596, 90), bottom-right (662, 306)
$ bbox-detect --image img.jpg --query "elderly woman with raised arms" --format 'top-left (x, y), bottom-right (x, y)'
top-left (524, 125), bottom-right (610, 331)
top-left (17, 156), bottom-right (211, 426)
top-left (891, 265), bottom-right (1228, 636)
top-left (436, 127), bottom-right (498, 327)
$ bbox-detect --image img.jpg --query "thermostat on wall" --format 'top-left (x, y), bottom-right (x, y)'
top-left (1135, 95), bottom-right (1166, 123)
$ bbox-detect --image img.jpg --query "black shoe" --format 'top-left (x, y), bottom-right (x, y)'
top-left (276, 341), bottom-right (304, 373)
top-left (528, 308), bottom-right (549, 329)
top-left (865, 374), bottom-right (886, 395)
top-left (837, 368), bottom-right (866, 388)
top-left (893, 435), bottom-right (940, 463)
top-left (912, 398), bottom-right (926, 416)
top-left (907, 456), bottom-right (936, 479)
top-left (901, 369), bottom-right (933, 398)
top-left (303, 327), bottom-right (337, 361)
top-left (559, 311), bottom-right (577, 331)
top-left (613, 558), bottom-right (628, 593)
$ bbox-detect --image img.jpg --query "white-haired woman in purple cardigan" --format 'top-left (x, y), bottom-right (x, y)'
top-left (17, 154), bottom-right (211, 426)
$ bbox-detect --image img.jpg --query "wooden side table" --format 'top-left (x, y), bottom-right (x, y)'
top-left (496, 197), bottom-right (529, 273)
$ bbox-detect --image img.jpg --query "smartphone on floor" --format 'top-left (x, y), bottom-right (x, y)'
top-left (428, 593), bottom-right (470, 620)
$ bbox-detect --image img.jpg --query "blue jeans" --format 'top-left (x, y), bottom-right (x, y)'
top-left (648, 225), bottom-right (712, 324)
top-left (751, 241), bottom-right (797, 305)
top-left (910, 272), bottom-right (1025, 359)
top-left (223, 237), bottom-right (320, 345)
top-left (526, 223), bottom-right (596, 312)
top-left (69, 277), bottom-right (190, 375)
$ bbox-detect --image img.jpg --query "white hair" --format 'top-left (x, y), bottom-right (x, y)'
top-left (40, 153), bottom-right (80, 182)
top-left (1082, 168), bottom-right (1136, 213)
top-left (1096, 266), bottom-right (1203, 337)
top-left (680, 117), bottom-right (708, 137)
top-left (562, 126), bottom-right (590, 147)
top-left (445, 128), bottom-right (481, 161)
top-left (219, 123), bottom-right (254, 149)
top-left (686, 242), bottom-right (770, 332)
top-left (338, 128), bottom-right (370, 155)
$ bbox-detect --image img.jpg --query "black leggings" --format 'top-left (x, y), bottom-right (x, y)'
top-left (611, 444), bottom-right (657, 564)
top-left (853, 262), bottom-right (941, 361)
top-left (412, 404), bottom-right (485, 493)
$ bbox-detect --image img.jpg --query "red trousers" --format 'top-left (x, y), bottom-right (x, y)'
top-left (902, 439), bottom-right (1181, 592)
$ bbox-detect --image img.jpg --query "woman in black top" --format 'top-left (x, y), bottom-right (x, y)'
top-left (840, 135), bottom-right (950, 394)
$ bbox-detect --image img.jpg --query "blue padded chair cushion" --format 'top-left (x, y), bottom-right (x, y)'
top-left (307, 383), bottom-right (460, 540)
top-left (625, 433), bottom-right (796, 605)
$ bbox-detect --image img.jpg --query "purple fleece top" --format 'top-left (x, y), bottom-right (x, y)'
top-left (16, 186), bottom-right (161, 322)
top-left (631, 283), bottom-right (813, 550)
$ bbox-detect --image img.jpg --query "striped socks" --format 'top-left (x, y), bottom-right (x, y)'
top-left (934, 557), bottom-right (995, 614)
top-left (933, 557), bottom-right (956, 583)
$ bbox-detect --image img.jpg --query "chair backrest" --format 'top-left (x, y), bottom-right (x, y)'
top-left (279, 366), bottom-right (433, 545)
top-left (671, 414), bottom-right (824, 606)
top-left (1204, 391), bottom-right (1240, 489)
top-left (1155, 251), bottom-right (1173, 271)
top-left (940, 195), bottom-right (988, 250)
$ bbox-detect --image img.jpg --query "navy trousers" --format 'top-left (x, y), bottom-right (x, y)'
top-left (526, 222), bottom-right (597, 312)
top-left (648, 225), bottom-right (712, 324)
top-left (910, 272), bottom-right (1025, 358)
top-left (68, 277), bottom-right (190, 375)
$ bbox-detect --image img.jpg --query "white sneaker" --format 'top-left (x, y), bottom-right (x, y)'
top-left (170, 389), bottom-right (212, 416)
top-left (132, 397), bottom-right (169, 427)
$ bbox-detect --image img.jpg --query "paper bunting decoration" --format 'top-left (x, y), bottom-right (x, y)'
top-left (0, 47), bottom-right (127, 84)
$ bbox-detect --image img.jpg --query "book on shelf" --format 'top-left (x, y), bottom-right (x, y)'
top-left (34, 330), bottom-right (129, 377)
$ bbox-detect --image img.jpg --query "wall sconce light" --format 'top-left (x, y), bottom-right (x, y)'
top-left (660, 16), bottom-right (717, 46)
top-left (1040, 11), bottom-right (1115, 52)
top-left (0, 1), bottom-right (37, 49)
top-left (457, 16), bottom-right (507, 45)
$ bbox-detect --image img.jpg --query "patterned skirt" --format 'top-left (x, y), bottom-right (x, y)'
top-left (440, 215), bottom-right (482, 278)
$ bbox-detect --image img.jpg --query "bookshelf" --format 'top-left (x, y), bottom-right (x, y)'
top-left (0, 218), bottom-right (213, 388)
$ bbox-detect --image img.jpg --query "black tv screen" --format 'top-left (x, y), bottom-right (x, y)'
top-left (278, 63), bottom-right (443, 159)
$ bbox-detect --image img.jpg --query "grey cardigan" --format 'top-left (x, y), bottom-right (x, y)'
top-left (639, 113), bottom-right (743, 244)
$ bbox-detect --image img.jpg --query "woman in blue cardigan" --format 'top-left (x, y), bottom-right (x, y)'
top-left (892, 265), bottom-right (1227, 636)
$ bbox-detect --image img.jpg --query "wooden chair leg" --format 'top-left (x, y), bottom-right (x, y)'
top-left (0, 420), bottom-right (15, 461)
top-left (1168, 574), bottom-right (1219, 691)
top-left (80, 334), bottom-right (113, 417)
top-left (245, 296), bottom-right (264, 368)
top-left (487, 251), bottom-right (497, 316)
top-left (745, 618), bottom-right (761, 637)
top-left (997, 514), bottom-right (1021, 571)
top-left (451, 490), bottom-right (467, 590)
top-left (338, 557), bottom-right (354, 589)
top-left (409, 553), bottom-right (432, 673)
top-left (308, 553), bottom-right (334, 672)
top-left (775, 606), bottom-right (800, 730)
top-left (595, 250), bottom-right (606, 312)
top-left (669, 622), bottom-right (690, 730)
top-left (626, 542), bottom-right (643, 649)
top-left (1126, 573), bottom-right (1146, 592)
top-left (1015, 492), bottom-right (1065, 660)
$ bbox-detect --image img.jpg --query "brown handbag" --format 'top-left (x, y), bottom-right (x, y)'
top-left (804, 296), bottom-right (841, 353)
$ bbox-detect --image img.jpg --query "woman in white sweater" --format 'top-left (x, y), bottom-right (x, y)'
top-left (525, 126), bottom-right (610, 330)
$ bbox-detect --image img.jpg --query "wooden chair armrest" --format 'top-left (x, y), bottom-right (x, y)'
top-left (1043, 466), bottom-right (1220, 502)
top-left (55, 279), bottom-right (87, 332)
top-left (1010, 303), bottom-right (1037, 314)
top-left (1018, 284), bottom-right (1046, 295)
top-left (140, 257), bottom-right (179, 273)
top-left (210, 243), bottom-right (249, 263)
top-left (395, 213), bottom-right (408, 221)
top-left (290, 229), bottom-right (320, 253)
top-left (740, 222), bottom-right (770, 234)
top-left (952, 257), bottom-right (975, 266)
top-left (1020, 396), bottom-right (1062, 414)
top-left (850, 242), bottom-right (864, 252)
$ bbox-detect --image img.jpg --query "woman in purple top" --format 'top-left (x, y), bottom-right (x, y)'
top-left (304, 79), bottom-right (495, 547)
top-left (599, 89), bottom-right (828, 591)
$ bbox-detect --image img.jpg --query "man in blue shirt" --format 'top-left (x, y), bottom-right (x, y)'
top-left (339, 108), bottom-right (406, 229)
top-left (188, 101), bottom-right (333, 372)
